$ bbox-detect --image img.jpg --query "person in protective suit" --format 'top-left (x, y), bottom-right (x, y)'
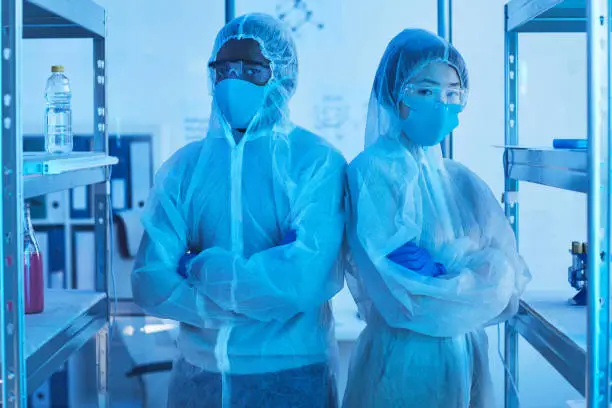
top-left (132, 13), bottom-right (346, 408)
top-left (342, 28), bottom-right (531, 408)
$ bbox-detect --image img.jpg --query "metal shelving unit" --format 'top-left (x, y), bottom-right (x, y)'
top-left (0, 1), bottom-right (114, 407)
top-left (503, 1), bottom-right (610, 407)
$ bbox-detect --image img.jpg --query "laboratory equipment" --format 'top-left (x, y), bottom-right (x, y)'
top-left (567, 241), bottom-right (587, 306)
top-left (23, 202), bottom-right (44, 315)
top-left (44, 65), bottom-right (73, 154)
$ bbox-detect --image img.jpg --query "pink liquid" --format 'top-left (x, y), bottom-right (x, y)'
top-left (24, 252), bottom-right (44, 314)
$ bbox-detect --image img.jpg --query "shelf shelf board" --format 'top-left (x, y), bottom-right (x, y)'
top-left (509, 290), bottom-right (586, 395)
top-left (23, 290), bottom-right (107, 392)
top-left (23, 0), bottom-right (106, 39)
top-left (24, 153), bottom-right (117, 199)
top-left (504, 146), bottom-right (587, 193)
top-left (506, 0), bottom-right (586, 33)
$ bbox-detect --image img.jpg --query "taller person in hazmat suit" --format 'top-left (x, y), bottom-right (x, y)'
top-left (131, 13), bottom-right (346, 408)
top-left (342, 29), bottom-right (531, 408)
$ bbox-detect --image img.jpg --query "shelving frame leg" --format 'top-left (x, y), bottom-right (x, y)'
top-left (586, 1), bottom-right (611, 406)
top-left (503, 20), bottom-right (520, 408)
top-left (92, 29), bottom-right (110, 408)
top-left (96, 326), bottom-right (108, 408)
top-left (1, 0), bottom-right (25, 406)
top-left (438, 0), bottom-right (454, 159)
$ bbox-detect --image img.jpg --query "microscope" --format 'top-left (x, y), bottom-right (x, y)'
top-left (568, 241), bottom-right (587, 306)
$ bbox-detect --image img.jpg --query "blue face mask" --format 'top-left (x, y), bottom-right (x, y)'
top-left (214, 79), bottom-right (266, 130)
top-left (400, 97), bottom-right (462, 147)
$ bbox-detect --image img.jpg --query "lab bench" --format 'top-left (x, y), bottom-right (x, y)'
top-left (1, 0), bottom-right (114, 407)
top-left (503, 0), bottom-right (610, 407)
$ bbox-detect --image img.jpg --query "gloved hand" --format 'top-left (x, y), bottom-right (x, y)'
top-left (387, 242), bottom-right (446, 277)
top-left (279, 229), bottom-right (297, 246)
top-left (177, 252), bottom-right (198, 279)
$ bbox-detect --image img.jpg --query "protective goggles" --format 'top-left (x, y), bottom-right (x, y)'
top-left (209, 60), bottom-right (272, 86)
top-left (402, 84), bottom-right (468, 106)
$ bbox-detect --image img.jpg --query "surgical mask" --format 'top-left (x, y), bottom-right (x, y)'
top-left (214, 79), bottom-right (266, 130)
top-left (400, 96), bottom-right (462, 147)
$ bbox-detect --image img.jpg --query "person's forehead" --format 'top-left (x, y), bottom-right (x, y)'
top-left (409, 61), bottom-right (460, 85)
top-left (215, 38), bottom-right (269, 64)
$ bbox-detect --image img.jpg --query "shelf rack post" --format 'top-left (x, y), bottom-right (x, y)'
top-left (225, 0), bottom-right (235, 24)
top-left (586, 0), bottom-right (611, 406)
top-left (96, 326), bottom-right (108, 408)
top-left (93, 19), bottom-right (110, 408)
top-left (93, 35), bottom-right (108, 294)
top-left (0, 0), bottom-right (26, 406)
top-left (437, 0), bottom-right (454, 159)
top-left (504, 23), bottom-right (520, 408)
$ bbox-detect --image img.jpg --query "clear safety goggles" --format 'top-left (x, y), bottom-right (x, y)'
top-left (209, 59), bottom-right (272, 86)
top-left (402, 84), bottom-right (468, 106)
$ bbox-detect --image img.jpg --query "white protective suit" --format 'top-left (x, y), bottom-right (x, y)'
top-left (342, 29), bottom-right (531, 408)
top-left (132, 13), bottom-right (345, 408)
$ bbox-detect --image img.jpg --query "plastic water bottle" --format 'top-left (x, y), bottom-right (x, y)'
top-left (44, 65), bottom-right (73, 154)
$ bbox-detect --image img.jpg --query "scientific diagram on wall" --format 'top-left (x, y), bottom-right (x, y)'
top-left (276, 0), bottom-right (324, 36)
top-left (314, 94), bottom-right (349, 138)
top-left (314, 95), bottom-right (369, 161)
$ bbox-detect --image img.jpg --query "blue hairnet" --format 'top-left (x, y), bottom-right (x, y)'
top-left (366, 29), bottom-right (469, 147)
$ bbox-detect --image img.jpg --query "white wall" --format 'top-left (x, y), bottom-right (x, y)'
top-left (22, 1), bottom-right (587, 406)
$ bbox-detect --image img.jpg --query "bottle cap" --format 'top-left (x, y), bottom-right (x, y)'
top-left (51, 65), bottom-right (64, 73)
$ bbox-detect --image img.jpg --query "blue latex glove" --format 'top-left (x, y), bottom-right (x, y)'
top-left (387, 242), bottom-right (446, 277)
top-left (279, 229), bottom-right (297, 246)
top-left (177, 252), bottom-right (198, 279)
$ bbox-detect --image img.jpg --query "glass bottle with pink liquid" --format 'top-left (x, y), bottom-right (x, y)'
top-left (24, 202), bottom-right (44, 314)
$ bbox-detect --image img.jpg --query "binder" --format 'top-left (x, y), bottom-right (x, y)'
top-left (72, 135), bottom-right (91, 152)
top-left (111, 178), bottom-right (127, 211)
top-left (29, 196), bottom-right (47, 220)
top-left (47, 227), bottom-right (66, 289)
top-left (33, 227), bottom-right (65, 290)
top-left (129, 140), bottom-right (152, 209)
top-left (70, 136), bottom-right (93, 219)
top-left (29, 380), bottom-right (50, 408)
top-left (70, 186), bottom-right (89, 219)
top-left (73, 229), bottom-right (95, 290)
top-left (109, 137), bottom-right (129, 210)
top-left (45, 191), bottom-right (66, 224)
top-left (49, 363), bottom-right (69, 407)
top-left (35, 230), bottom-right (50, 290)
top-left (23, 134), bottom-right (44, 152)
